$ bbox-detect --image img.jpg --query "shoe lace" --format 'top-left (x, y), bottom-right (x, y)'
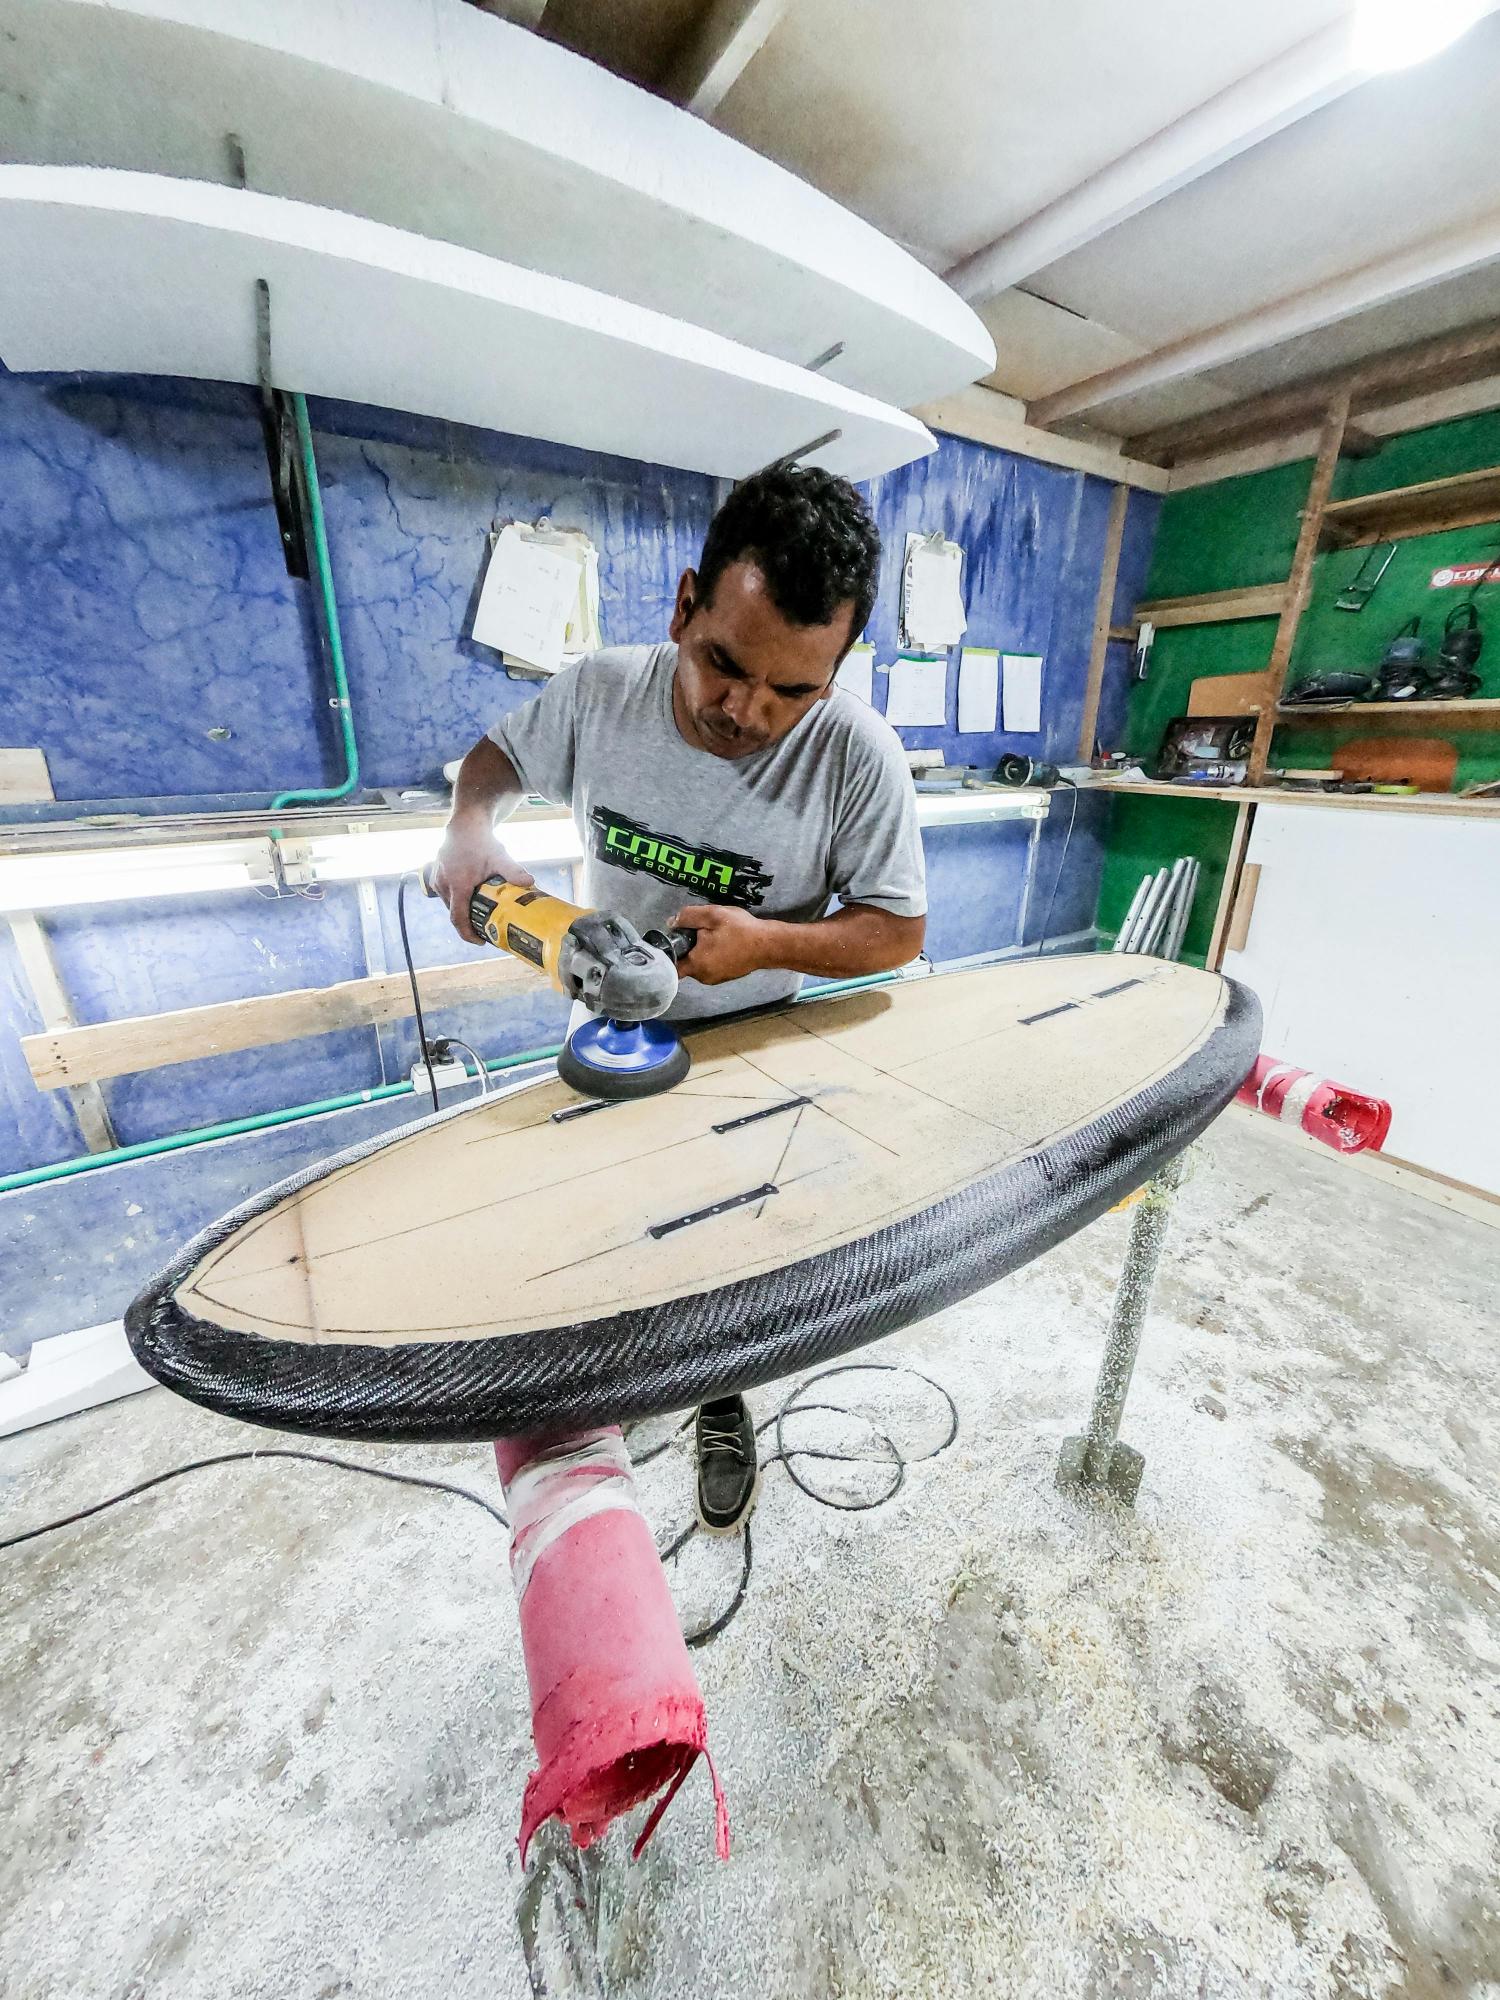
top-left (700, 1418), bottom-right (748, 1461)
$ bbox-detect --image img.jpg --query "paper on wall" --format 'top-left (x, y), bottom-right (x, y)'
top-left (900, 531), bottom-right (967, 650)
top-left (835, 642), bottom-right (875, 704)
top-left (1002, 652), bottom-right (1043, 733)
top-left (957, 647), bottom-right (999, 733)
top-left (885, 655), bottom-right (949, 728)
top-left (472, 522), bottom-right (599, 677)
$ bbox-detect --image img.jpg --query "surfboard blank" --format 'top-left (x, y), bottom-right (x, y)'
top-left (0, 167), bottom-right (936, 481)
top-left (0, 0), bottom-right (994, 408)
top-left (127, 958), bottom-right (1262, 1441)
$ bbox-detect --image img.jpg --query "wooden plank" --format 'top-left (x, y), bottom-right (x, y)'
top-left (1166, 376), bottom-right (1500, 493)
top-left (22, 955), bottom-right (535, 1092)
top-left (661, 0), bottom-right (790, 117)
top-left (1225, 861), bottom-right (1261, 954)
top-left (1331, 736), bottom-right (1458, 794)
top-left (8, 913), bottom-right (118, 1148)
top-left (0, 747), bottom-right (54, 805)
top-left (1088, 776), bottom-right (1500, 818)
top-left (1187, 671), bottom-right (1266, 717)
top-left (914, 384), bottom-right (1171, 493)
top-left (1319, 463), bottom-right (1500, 548)
top-left (1277, 699), bottom-right (1500, 734)
top-left (1135, 581), bottom-right (1288, 628)
top-left (1077, 483), bottom-right (1130, 761)
top-left (1206, 803), bottom-right (1254, 971)
top-left (1124, 318), bottom-right (1500, 466)
top-left (1247, 393), bottom-right (1350, 786)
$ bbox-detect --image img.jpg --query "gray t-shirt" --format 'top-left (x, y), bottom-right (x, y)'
top-left (489, 642), bottom-right (925, 1018)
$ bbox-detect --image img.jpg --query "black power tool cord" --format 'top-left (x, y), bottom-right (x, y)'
top-left (633, 1362), bottom-right (958, 1647)
top-left (2, 1366), bottom-right (958, 1650)
top-left (1032, 777), bottom-right (1079, 958)
top-left (0, 1447), bottom-right (511, 1552)
top-left (397, 873), bottom-right (442, 1112)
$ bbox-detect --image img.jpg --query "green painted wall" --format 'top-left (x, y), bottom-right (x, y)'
top-left (1097, 407), bottom-right (1500, 959)
top-left (1096, 793), bottom-right (1234, 966)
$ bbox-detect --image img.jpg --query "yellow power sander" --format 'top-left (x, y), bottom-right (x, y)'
top-left (430, 874), bottom-right (695, 1099)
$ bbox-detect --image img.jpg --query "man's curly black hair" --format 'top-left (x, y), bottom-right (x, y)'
top-left (692, 462), bottom-right (881, 650)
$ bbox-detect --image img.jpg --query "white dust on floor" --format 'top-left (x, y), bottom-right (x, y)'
top-left (2, 1113), bottom-right (1497, 2000)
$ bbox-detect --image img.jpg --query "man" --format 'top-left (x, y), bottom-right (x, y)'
top-left (432, 464), bottom-right (926, 1534)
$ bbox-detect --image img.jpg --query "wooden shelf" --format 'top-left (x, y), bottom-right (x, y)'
top-left (1319, 464), bottom-right (1500, 549)
top-left (1087, 777), bottom-right (1500, 818)
top-left (1133, 581), bottom-right (1288, 628)
top-left (1275, 699), bottom-right (1500, 733)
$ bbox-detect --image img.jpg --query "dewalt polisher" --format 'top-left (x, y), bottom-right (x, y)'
top-left (429, 874), bottom-right (694, 1099)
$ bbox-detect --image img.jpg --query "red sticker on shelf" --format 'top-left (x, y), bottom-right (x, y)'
top-left (1430, 562), bottom-right (1500, 588)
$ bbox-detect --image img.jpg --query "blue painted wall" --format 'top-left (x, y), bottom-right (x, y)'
top-left (1, 370), bottom-right (1157, 1323)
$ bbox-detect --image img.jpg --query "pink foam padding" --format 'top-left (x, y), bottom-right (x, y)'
top-left (494, 1432), bottom-right (730, 1867)
top-left (1236, 1054), bottom-right (1392, 1154)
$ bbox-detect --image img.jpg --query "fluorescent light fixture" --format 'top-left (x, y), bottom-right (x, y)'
top-left (0, 793), bottom-right (1035, 915)
top-left (915, 791), bottom-right (1047, 827)
top-left (307, 817), bottom-right (584, 883)
top-left (0, 839), bottom-right (271, 914)
top-left (1352, 0), bottom-right (1488, 70)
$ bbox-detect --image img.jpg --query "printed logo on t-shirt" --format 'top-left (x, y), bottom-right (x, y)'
top-left (589, 807), bottom-right (773, 907)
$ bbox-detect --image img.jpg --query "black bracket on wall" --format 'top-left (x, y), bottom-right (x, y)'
top-left (255, 278), bottom-right (310, 581)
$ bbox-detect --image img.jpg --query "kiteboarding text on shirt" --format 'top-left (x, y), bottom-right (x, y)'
top-left (589, 807), bottom-right (773, 908)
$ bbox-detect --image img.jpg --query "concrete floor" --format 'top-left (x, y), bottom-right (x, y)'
top-left (3, 1111), bottom-right (1498, 2000)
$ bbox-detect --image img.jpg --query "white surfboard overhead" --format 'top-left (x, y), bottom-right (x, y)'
top-left (0, 166), bottom-right (937, 482)
top-left (0, 0), bottom-right (995, 409)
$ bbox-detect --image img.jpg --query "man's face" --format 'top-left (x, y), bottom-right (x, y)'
top-left (668, 559), bottom-right (855, 760)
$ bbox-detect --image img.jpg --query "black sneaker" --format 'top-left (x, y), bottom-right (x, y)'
top-left (695, 1395), bottom-right (759, 1536)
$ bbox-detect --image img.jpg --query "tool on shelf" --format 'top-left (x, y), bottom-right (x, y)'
top-left (1373, 616), bottom-right (1432, 701)
top-left (995, 753), bottom-right (1060, 788)
top-left (1131, 619), bottom-right (1155, 683)
top-left (1334, 541), bottom-right (1395, 612)
top-left (425, 872), bottom-right (694, 1098)
top-left (1429, 602), bottom-right (1484, 699)
top-left (1281, 671), bottom-right (1375, 705)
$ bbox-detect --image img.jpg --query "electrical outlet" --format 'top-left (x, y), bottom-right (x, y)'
top-left (410, 1059), bottom-right (471, 1096)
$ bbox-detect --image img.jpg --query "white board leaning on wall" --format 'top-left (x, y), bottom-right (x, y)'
top-left (1221, 806), bottom-right (1499, 1196)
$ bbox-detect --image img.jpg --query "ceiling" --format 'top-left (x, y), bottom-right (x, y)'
top-left (512, 0), bottom-right (1500, 445)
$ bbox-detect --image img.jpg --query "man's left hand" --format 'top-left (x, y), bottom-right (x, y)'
top-left (673, 904), bottom-right (773, 986)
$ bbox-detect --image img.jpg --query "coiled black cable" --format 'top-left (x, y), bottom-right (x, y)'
top-left (2, 1365), bottom-right (958, 1650)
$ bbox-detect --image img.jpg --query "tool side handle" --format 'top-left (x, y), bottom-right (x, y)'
top-left (649, 925), bottom-right (697, 962)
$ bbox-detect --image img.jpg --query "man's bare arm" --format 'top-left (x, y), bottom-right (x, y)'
top-left (430, 736), bottom-right (534, 944)
top-left (672, 901), bottom-right (924, 986)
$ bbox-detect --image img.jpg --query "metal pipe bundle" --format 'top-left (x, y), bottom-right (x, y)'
top-left (1117, 857), bottom-right (1200, 959)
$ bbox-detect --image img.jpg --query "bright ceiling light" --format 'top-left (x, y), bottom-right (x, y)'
top-left (1351, 0), bottom-right (1489, 71)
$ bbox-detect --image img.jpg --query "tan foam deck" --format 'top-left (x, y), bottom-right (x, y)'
top-left (174, 959), bottom-right (1230, 1348)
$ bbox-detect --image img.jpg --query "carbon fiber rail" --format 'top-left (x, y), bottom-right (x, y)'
top-left (125, 981), bottom-right (1261, 1444)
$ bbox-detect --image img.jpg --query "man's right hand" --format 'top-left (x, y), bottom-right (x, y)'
top-left (429, 816), bottom-right (534, 945)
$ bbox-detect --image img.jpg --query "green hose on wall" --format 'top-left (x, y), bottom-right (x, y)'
top-left (271, 393), bottom-right (360, 813)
